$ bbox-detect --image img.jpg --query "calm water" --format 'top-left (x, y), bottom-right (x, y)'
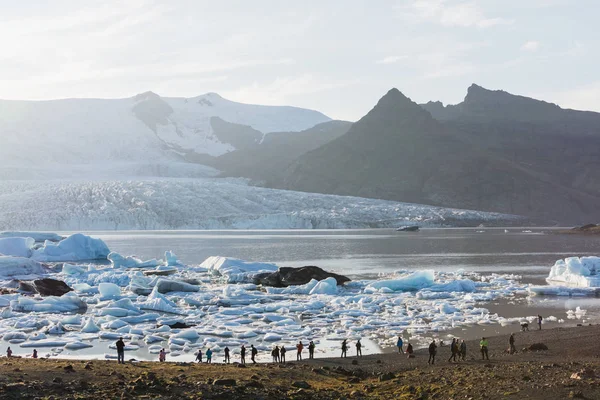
top-left (85, 227), bottom-right (600, 284)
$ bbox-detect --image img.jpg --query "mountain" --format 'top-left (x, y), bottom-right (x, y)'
top-left (277, 86), bottom-right (600, 224)
top-left (209, 120), bottom-right (352, 184)
top-left (0, 92), bottom-right (330, 176)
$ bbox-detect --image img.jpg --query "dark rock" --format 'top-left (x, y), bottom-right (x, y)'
top-left (244, 380), bottom-right (264, 389)
top-left (351, 359), bottom-right (358, 365)
top-left (253, 266), bottom-right (351, 287)
top-left (162, 322), bottom-right (195, 329)
top-left (527, 343), bottom-right (549, 351)
top-left (213, 379), bottom-right (236, 386)
top-left (379, 372), bottom-right (395, 382)
top-left (292, 381), bottom-right (311, 389)
top-left (63, 365), bottom-right (75, 373)
top-left (396, 225), bottom-right (419, 232)
top-left (237, 363), bottom-right (246, 368)
top-left (33, 278), bottom-right (72, 296)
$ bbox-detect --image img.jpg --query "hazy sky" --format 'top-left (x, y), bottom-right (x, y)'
top-left (1, 0), bottom-right (597, 120)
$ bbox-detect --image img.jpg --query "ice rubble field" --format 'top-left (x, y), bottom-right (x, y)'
top-left (0, 178), bottom-right (521, 231)
top-left (0, 233), bottom-right (589, 362)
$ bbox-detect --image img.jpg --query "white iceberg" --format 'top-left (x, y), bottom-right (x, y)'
top-left (0, 256), bottom-right (48, 278)
top-left (108, 252), bottom-right (160, 269)
top-left (10, 293), bottom-right (87, 313)
top-left (32, 234), bottom-right (110, 262)
top-left (365, 271), bottom-right (435, 292)
top-left (309, 277), bottom-right (339, 295)
top-left (81, 317), bottom-right (101, 333)
top-left (201, 256), bottom-right (279, 283)
top-left (98, 283), bottom-right (121, 299)
top-left (0, 237), bottom-right (35, 258)
top-left (546, 256), bottom-right (600, 287)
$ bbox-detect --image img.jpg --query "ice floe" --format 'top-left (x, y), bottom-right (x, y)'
top-left (32, 234), bottom-right (110, 262)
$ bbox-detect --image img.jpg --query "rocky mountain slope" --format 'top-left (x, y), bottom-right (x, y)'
top-left (277, 86), bottom-right (600, 224)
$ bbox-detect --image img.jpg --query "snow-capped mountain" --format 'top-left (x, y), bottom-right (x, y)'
top-left (0, 92), bottom-right (330, 170)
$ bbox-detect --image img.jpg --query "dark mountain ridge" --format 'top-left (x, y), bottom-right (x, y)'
top-left (274, 85), bottom-right (600, 224)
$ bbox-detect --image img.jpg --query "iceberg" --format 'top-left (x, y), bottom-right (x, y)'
top-left (32, 234), bottom-right (110, 262)
top-left (545, 256), bottom-right (600, 287)
top-left (0, 256), bottom-right (48, 278)
top-left (201, 256), bottom-right (279, 283)
top-left (365, 271), bottom-right (435, 292)
top-left (81, 317), bottom-right (101, 333)
top-left (11, 293), bottom-right (87, 313)
top-left (0, 237), bottom-right (35, 258)
top-left (309, 277), bottom-right (339, 295)
top-left (165, 251), bottom-right (179, 266)
top-left (108, 252), bottom-right (161, 269)
top-left (98, 283), bottom-right (121, 299)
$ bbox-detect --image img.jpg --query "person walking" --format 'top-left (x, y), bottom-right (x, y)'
top-left (116, 337), bottom-right (125, 364)
top-left (280, 345), bottom-right (286, 363)
top-left (356, 339), bottom-right (362, 357)
top-left (396, 336), bottom-right (404, 353)
top-left (341, 339), bottom-right (348, 358)
top-left (196, 349), bottom-right (203, 363)
top-left (206, 348), bottom-right (213, 363)
top-left (271, 346), bottom-right (279, 363)
top-left (448, 338), bottom-right (458, 362)
top-left (428, 340), bottom-right (437, 364)
top-left (406, 342), bottom-right (414, 358)
top-left (159, 348), bottom-right (166, 362)
top-left (240, 345), bottom-right (246, 365)
top-left (308, 341), bottom-right (315, 359)
top-left (537, 315), bottom-right (543, 330)
top-left (296, 341), bottom-right (304, 361)
top-left (460, 339), bottom-right (467, 361)
top-left (509, 333), bottom-right (516, 354)
top-left (6, 347), bottom-right (12, 358)
top-left (251, 344), bottom-right (258, 364)
top-left (32, 349), bottom-right (38, 359)
top-left (480, 337), bottom-right (489, 360)
top-left (224, 346), bottom-right (230, 363)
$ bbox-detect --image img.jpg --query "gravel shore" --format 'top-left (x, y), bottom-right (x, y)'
top-left (1, 325), bottom-right (600, 399)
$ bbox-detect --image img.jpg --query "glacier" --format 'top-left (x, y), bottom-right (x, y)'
top-left (0, 178), bottom-right (523, 231)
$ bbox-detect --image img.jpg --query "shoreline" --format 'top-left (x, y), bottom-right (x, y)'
top-left (3, 324), bottom-right (600, 399)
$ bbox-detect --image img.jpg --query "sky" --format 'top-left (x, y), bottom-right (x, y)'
top-left (0, 0), bottom-right (597, 121)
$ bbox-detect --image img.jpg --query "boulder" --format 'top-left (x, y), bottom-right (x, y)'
top-left (525, 343), bottom-right (549, 351)
top-left (253, 266), bottom-right (350, 287)
top-left (33, 278), bottom-right (73, 296)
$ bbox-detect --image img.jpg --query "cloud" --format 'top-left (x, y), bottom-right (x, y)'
top-left (521, 40), bottom-right (540, 51)
top-left (398, 0), bottom-right (513, 28)
top-left (549, 81), bottom-right (600, 112)
top-left (376, 56), bottom-right (408, 64)
top-left (223, 75), bottom-right (359, 105)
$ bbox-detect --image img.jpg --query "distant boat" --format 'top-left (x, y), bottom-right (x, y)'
top-left (396, 225), bottom-right (419, 232)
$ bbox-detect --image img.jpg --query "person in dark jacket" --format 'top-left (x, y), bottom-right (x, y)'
top-left (460, 339), bottom-right (467, 361)
top-left (116, 337), bottom-right (125, 364)
top-left (355, 339), bottom-right (362, 357)
top-left (341, 339), bottom-right (348, 358)
top-left (224, 346), bottom-right (230, 363)
top-left (428, 340), bottom-right (437, 364)
top-left (240, 345), bottom-right (246, 365)
top-left (448, 338), bottom-right (458, 362)
top-left (280, 345), bottom-right (287, 363)
top-left (308, 341), bottom-right (315, 359)
top-left (251, 344), bottom-right (258, 364)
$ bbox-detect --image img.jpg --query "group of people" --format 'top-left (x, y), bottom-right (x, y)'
top-left (341, 339), bottom-right (364, 358)
top-left (5, 347), bottom-right (37, 359)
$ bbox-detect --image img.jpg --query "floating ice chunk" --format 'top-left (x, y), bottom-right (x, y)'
top-left (61, 315), bottom-right (83, 325)
top-left (546, 256), bottom-right (600, 287)
top-left (81, 317), bottom-right (101, 333)
top-left (366, 271), bottom-right (435, 292)
top-left (139, 297), bottom-right (185, 315)
top-left (72, 283), bottom-right (97, 294)
top-left (309, 277), bottom-right (338, 295)
top-left (0, 237), bottom-right (35, 258)
top-left (108, 252), bottom-right (160, 269)
top-left (11, 293), bottom-right (87, 313)
top-left (0, 256), bottom-right (48, 278)
top-left (98, 283), bottom-right (121, 299)
top-left (0, 306), bottom-right (13, 318)
top-left (155, 279), bottom-right (198, 294)
top-left (62, 263), bottom-right (87, 275)
top-left (32, 234), bottom-right (110, 262)
top-left (28, 332), bottom-right (47, 341)
top-left (165, 251), bottom-right (179, 266)
top-left (438, 303), bottom-right (458, 314)
top-left (173, 329), bottom-right (199, 341)
top-left (144, 335), bottom-right (164, 344)
top-left (263, 333), bottom-right (282, 342)
top-left (64, 341), bottom-right (93, 350)
top-left (46, 322), bottom-right (65, 334)
top-left (102, 319), bottom-right (129, 330)
top-left (3, 331), bottom-right (28, 341)
top-left (267, 279), bottom-right (320, 295)
top-left (201, 256), bottom-right (278, 283)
